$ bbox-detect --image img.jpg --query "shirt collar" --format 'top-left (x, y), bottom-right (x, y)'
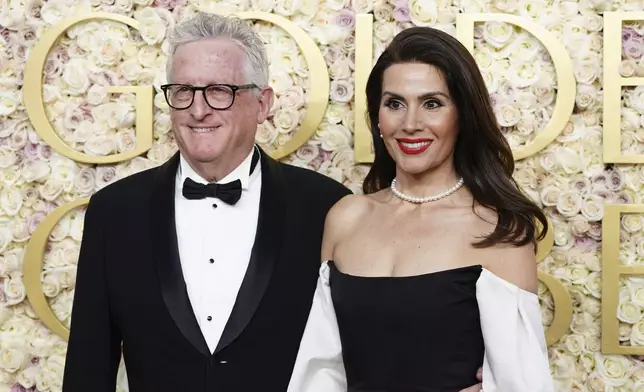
top-left (178, 147), bottom-right (256, 190)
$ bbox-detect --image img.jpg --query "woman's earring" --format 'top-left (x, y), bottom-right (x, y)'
top-left (380, 133), bottom-right (383, 138)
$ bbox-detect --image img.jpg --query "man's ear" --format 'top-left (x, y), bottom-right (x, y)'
top-left (257, 86), bottom-right (275, 123)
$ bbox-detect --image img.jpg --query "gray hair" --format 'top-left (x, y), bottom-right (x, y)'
top-left (166, 13), bottom-right (269, 91)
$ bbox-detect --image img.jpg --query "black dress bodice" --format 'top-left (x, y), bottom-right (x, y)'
top-left (328, 261), bottom-right (485, 392)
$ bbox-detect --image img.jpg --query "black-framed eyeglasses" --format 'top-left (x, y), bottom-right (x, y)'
top-left (159, 83), bottom-right (257, 110)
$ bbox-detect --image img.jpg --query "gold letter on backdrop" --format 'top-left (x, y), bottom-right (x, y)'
top-left (353, 13), bottom-right (374, 163)
top-left (23, 12), bottom-right (154, 164)
top-left (536, 219), bottom-right (573, 346)
top-left (234, 11), bottom-right (329, 160)
top-left (455, 13), bottom-right (576, 161)
top-left (23, 198), bottom-right (89, 341)
top-left (602, 205), bottom-right (644, 355)
top-left (603, 12), bottom-right (644, 163)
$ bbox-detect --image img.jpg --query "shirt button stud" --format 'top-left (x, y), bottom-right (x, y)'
top-left (209, 258), bottom-right (214, 264)
top-left (207, 316), bottom-right (212, 321)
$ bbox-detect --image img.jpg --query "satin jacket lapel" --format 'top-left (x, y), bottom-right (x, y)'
top-left (215, 149), bottom-right (286, 354)
top-left (151, 152), bottom-right (210, 356)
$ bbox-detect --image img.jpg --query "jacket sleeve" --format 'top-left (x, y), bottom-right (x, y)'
top-left (63, 194), bottom-right (121, 391)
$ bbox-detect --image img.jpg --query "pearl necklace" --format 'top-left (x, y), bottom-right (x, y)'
top-left (390, 177), bottom-right (465, 204)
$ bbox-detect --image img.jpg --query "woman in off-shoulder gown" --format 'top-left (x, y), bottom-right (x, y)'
top-left (287, 27), bottom-right (555, 392)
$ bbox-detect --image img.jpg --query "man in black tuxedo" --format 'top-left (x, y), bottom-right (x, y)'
top-left (62, 12), bottom-right (350, 391)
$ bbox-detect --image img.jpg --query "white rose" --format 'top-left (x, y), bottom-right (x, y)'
top-left (569, 216), bottom-right (590, 236)
top-left (274, 0), bottom-right (301, 15)
top-left (146, 144), bottom-right (175, 165)
top-left (595, 354), bottom-right (633, 387)
top-left (508, 61), bottom-right (540, 88)
top-left (330, 79), bottom-right (353, 103)
top-left (255, 121), bottom-right (278, 146)
top-left (556, 191), bottom-right (582, 217)
top-left (409, 0), bottom-right (437, 26)
top-left (585, 271), bottom-right (601, 298)
top-left (325, 103), bottom-right (347, 125)
top-left (11, 219), bottom-right (29, 243)
top-left (41, 273), bottom-right (62, 298)
top-left (62, 58), bottom-right (90, 95)
top-left (563, 333), bottom-right (586, 356)
top-left (632, 320), bottom-right (644, 346)
top-left (566, 264), bottom-right (589, 285)
top-left (575, 62), bottom-right (598, 84)
top-left (0, 347), bottom-right (26, 373)
top-left (623, 215), bottom-right (644, 233)
top-left (119, 58), bottom-right (143, 82)
top-left (0, 147), bottom-right (17, 169)
top-left (94, 36), bottom-right (122, 66)
top-left (137, 45), bottom-right (159, 69)
top-left (329, 59), bottom-right (352, 80)
top-left (273, 109), bottom-right (299, 134)
top-left (116, 129), bottom-right (136, 153)
top-left (114, 0), bottom-right (134, 13)
top-left (3, 276), bottom-right (26, 306)
top-left (621, 59), bottom-right (637, 77)
top-left (587, 336), bottom-right (601, 352)
top-left (319, 123), bottom-right (351, 152)
top-left (135, 9), bottom-right (166, 45)
top-left (374, 22), bottom-right (395, 42)
top-left (581, 195), bottom-right (604, 222)
top-left (38, 179), bottom-right (64, 202)
top-left (483, 21), bottom-right (514, 48)
top-left (294, 144), bottom-right (319, 165)
top-left (351, 0), bottom-right (373, 13)
top-left (36, 355), bottom-right (65, 392)
top-left (538, 150), bottom-right (558, 173)
top-left (86, 84), bottom-right (109, 106)
top-left (269, 71), bottom-right (293, 93)
top-left (540, 185), bottom-right (560, 206)
top-left (278, 86), bottom-right (305, 111)
top-left (0, 187), bottom-right (22, 216)
top-left (0, 90), bottom-right (19, 116)
top-left (633, 287), bottom-right (644, 308)
top-left (586, 372), bottom-right (607, 392)
top-left (73, 168), bottom-right (95, 196)
top-left (576, 84), bottom-right (599, 110)
top-left (49, 214), bottom-right (71, 242)
top-left (618, 301), bottom-right (641, 324)
top-left (496, 103), bottom-right (520, 127)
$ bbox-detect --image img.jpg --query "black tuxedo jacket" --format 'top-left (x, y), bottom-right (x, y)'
top-left (62, 149), bottom-right (351, 391)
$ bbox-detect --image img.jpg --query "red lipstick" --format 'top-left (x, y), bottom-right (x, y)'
top-left (396, 138), bottom-right (432, 155)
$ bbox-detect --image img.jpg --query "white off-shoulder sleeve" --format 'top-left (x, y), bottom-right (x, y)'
top-left (476, 268), bottom-right (555, 392)
top-left (287, 261), bottom-right (347, 392)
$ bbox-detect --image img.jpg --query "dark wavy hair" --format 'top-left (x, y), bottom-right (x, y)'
top-left (362, 26), bottom-right (548, 248)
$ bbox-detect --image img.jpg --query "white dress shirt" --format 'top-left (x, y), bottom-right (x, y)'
top-left (287, 261), bottom-right (555, 392)
top-left (174, 148), bottom-right (261, 353)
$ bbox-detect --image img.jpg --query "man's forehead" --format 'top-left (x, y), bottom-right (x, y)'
top-left (172, 39), bottom-right (246, 82)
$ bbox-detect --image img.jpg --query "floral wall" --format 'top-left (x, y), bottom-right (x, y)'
top-left (1, 0), bottom-right (644, 390)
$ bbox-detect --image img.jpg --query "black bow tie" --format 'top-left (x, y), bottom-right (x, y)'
top-left (182, 178), bottom-right (243, 204)
top-left (181, 147), bottom-right (260, 205)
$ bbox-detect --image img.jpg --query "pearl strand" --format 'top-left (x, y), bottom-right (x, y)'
top-left (390, 177), bottom-right (465, 204)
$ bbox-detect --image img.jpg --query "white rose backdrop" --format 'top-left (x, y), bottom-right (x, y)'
top-left (0, 0), bottom-right (643, 390)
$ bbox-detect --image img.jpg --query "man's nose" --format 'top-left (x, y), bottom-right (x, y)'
top-left (189, 92), bottom-right (210, 120)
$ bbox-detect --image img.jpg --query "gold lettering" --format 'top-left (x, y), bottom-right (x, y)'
top-left (603, 12), bottom-right (644, 163)
top-left (234, 11), bottom-right (329, 160)
top-left (353, 13), bottom-right (374, 164)
top-left (602, 204), bottom-right (644, 354)
top-left (456, 14), bottom-right (576, 160)
top-left (536, 219), bottom-right (573, 346)
top-left (23, 198), bottom-right (90, 341)
top-left (23, 12), bottom-right (154, 164)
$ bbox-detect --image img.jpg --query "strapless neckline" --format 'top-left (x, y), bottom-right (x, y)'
top-left (327, 259), bottom-right (485, 391)
top-left (327, 260), bottom-right (482, 280)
